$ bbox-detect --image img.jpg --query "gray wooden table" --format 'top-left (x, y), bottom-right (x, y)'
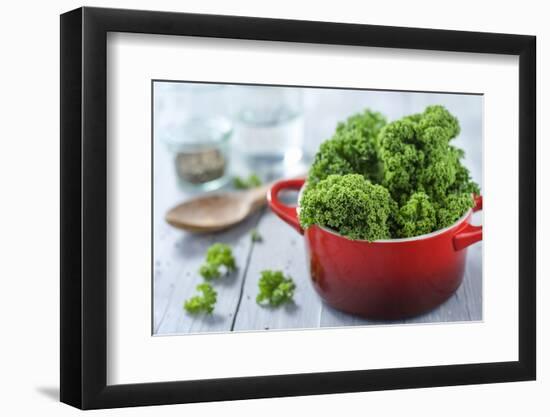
top-left (153, 155), bottom-right (482, 336)
top-left (153, 88), bottom-right (483, 335)
top-left (154, 206), bottom-right (481, 335)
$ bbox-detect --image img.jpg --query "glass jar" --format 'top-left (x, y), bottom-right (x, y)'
top-left (232, 85), bottom-right (304, 175)
top-left (158, 83), bottom-right (233, 191)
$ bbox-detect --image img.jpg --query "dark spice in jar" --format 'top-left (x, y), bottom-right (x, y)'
top-left (175, 148), bottom-right (226, 184)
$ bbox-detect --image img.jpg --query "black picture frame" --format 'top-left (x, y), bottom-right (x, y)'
top-left (60, 6), bottom-right (536, 410)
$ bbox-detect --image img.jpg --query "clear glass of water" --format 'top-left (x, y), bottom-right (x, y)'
top-left (232, 86), bottom-right (304, 176)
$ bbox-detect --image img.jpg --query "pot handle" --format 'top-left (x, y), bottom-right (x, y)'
top-left (268, 178), bottom-right (305, 235)
top-left (453, 195), bottom-right (483, 251)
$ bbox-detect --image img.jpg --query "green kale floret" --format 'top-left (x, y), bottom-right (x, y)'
top-left (233, 174), bottom-right (262, 189)
top-left (256, 270), bottom-right (296, 307)
top-left (299, 174), bottom-right (394, 241)
top-left (436, 193), bottom-right (474, 230)
top-left (199, 243), bottom-right (236, 280)
top-left (250, 228), bottom-right (262, 243)
top-left (307, 110), bottom-right (387, 185)
top-left (377, 105), bottom-right (478, 231)
top-left (184, 283), bottom-right (217, 314)
top-left (395, 192), bottom-right (437, 238)
top-left (379, 105), bottom-right (478, 208)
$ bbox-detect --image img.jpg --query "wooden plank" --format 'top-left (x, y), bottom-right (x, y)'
top-left (152, 224), bottom-right (179, 332)
top-left (461, 243), bottom-right (483, 320)
top-left (232, 209), bottom-right (323, 331)
top-left (152, 123), bottom-right (264, 335)
top-left (320, 303), bottom-right (405, 328)
top-left (156, 212), bottom-right (482, 334)
top-left (154, 212), bottom-right (262, 335)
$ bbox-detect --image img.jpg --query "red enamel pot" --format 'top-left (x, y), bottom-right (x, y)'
top-left (268, 178), bottom-right (483, 319)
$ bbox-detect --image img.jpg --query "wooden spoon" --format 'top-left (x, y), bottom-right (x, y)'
top-left (165, 183), bottom-right (273, 233)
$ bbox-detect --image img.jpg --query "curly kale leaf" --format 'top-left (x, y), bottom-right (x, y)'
top-left (233, 174), bottom-right (262, 189)
top-left (395, 192), bottom-right (437, 238)
top-left (199, 243), bottom-right (236, 280)
top-left (184, 283), bottom-right (217, 314)
top-left (379, 105), bottom-right (477, 209)
top-left (436, 193), bottom-right (475, 230)
top-left (299, 174), bottom-right (394, 241)
top-left (377, 105), bottom-right (478, 231)
top-left (379, 118), bottom-right (424, 203)
top-left (256, 270), bottom-right (296, 307)
top-left (307, 110), bottom-right (386, 185)
top-left (250, 228), bottom-right (263, 243)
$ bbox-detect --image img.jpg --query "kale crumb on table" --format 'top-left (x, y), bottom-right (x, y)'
top-left (256, 270), bottom-right (296, 307)
top-left (199, 243), bottom-right (236, 280)
top-left (184, 283), bottom-right (217, 314)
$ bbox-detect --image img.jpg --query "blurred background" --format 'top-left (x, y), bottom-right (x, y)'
top-left (153, 82), bottom-right (482, 193)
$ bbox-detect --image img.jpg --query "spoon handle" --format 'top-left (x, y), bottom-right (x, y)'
top-left (246, 183), bottom-right (273, 212)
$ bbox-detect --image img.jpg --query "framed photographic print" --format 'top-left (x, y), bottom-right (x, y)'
top-left (60, 6), bottom-right (536, 409)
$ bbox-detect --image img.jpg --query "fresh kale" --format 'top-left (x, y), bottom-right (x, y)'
top-left (435, 193), bottom-right (474, 230)
top-left (233, 174), bottom-right (262, 189)
top-left (378, 105), bottom-right (477, 232)
top-left (300, 105), bottom-right (479, 239)
top-left (300, 174), bottom-right (394, 241)
top-left (307, 110), bottom-right (387, 185)
top-left (250, 228), bottom-right (262, 243)
top-left (184, 283), bottom-right (217, 314)
top-left (256, 270), bottom-right (296, 307)
top-left (395, 192), bottom-right (436, 238)
top-left (199, 243), bottom-right (236, 280)
top-left (379, 105), bottom-right (478, 205)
